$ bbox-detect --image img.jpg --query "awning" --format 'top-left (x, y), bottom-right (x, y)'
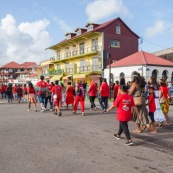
top-left (63, 75), bottom-right (73, 80)
top-left (73, 74), bottom-right (86, 79)
top-left (50, 75), bottom-right (62, 81)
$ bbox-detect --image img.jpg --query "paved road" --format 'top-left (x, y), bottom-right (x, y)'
top-left (0, 100), bottom-right (173, 173)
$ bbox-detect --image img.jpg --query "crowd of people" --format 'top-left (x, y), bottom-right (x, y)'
top-left (0, 72), bottom-right (172, 145)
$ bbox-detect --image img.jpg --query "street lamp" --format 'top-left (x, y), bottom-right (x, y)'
top-left (108, 38), bottom-right (112, 100)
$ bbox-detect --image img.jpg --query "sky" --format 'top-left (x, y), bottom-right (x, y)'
top-left (0, 0), bottom-right (173, 65)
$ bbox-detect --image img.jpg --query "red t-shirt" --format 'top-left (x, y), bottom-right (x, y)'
top-left (159, 86), bottom-right (168, 99)
top-left (36, 80), bottom-right (47, 95)
top-left (114, 85), bottom-right (120, 97)
top-left (47, 83), bottom-right (53, 91)
top-left (52, 85), bottom-right (62, 99)
top-left (113, 94), bottom-right (135, 122)
top-left (100, 82), bottom-right (109, 97)
top-left (148, 94), bottom-right (156, 112)
top-left (29, 88), bottom-right (35, 94)
top-left (89, 84), bottom-right (97, 96)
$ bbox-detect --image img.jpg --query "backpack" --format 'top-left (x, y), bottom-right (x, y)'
top-left (55, 86), bottom-right (61, 99)
top-left (17, 88), bottom-right (23, 96)
top-left (7, 87), bottom-right (12, 95)
top-left (76, 85), bottom-right (83, 96)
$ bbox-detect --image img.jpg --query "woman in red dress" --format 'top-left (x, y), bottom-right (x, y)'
top-left (66, 82), bottom-right (74, 109)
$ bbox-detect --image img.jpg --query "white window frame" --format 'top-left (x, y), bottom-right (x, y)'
top-left (116, 25), bottom-right (121, 34)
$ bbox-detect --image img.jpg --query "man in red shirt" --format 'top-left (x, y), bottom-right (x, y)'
top-left (113, 81), bottom-right (119, 100)
top-left (36, 76), bottom-right (48, 112)
top-left (44, 80), bottom-right (53, 111)
top-left (107, 85), bottom-right (140, 146)
top-left (100, 78), bottom-right (109, 113)
top-left (52, 80), bottom-right (62, 116)
top-left (0, 84), bottom-right (5, 99)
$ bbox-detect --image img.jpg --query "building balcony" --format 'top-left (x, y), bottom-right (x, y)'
top-left (42, 69), bottom-right (64, 77)
top-left (50, 45), bottom-right (102, 63)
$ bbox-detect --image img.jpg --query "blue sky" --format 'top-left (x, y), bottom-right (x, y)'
top-left (0, 0), bottom-right (173, 65)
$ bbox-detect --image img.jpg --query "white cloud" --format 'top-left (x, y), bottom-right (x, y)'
top-left (0, 14), bottom-right (53, 66)
top-left (85, 0), bottom-right (132, 22)
top-left (145, 20), bottom-right (165, 38)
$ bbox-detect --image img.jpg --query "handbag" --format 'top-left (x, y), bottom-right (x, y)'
top-left (133, 95), bottom-right (142, 106)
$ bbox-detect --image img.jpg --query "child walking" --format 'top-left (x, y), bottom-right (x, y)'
top-left (27, 82), bottom-right (37, 112)
top-left (107, 85), bottom-right (140, 146)
top-left (148, 86), bottom-right (157, 133)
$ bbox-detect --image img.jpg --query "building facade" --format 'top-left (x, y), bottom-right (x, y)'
top-left (0, 61), bottom-right (37, 85)
top-left (46, 17), bottom-right (139, 84)
top-left (104, 51), bottom-right (173, 83)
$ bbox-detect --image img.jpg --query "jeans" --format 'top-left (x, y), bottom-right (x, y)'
top-left (89, 96), bottom-right (96, 109)
top-left (100, 96), bottom-right (108, 110)
top-left (44, 95), bottom-right (53, 109)
top-left (118, 121), bottom-right (131, 140)
top-left (7, 94), bottom-right (13, 103)
top-left (38, 94), bottom-right (46, 104)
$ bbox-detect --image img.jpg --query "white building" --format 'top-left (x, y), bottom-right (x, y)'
top-left (104, 51), bottom-right (173, 83)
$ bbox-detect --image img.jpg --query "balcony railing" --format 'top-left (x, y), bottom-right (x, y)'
top-left (50, 45), bottom-right (101, 62)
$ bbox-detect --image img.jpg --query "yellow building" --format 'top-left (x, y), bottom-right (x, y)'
top-left (46, 17), bottom-right (139, 84)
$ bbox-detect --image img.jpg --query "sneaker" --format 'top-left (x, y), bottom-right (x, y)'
top-left (103, 109), bottom-right (107, 113)
top-left (50, 109), bottom-right (53, 112)
top-left (43, 107), bottom-right (46, 111)
top-left (94, 107), bottom-right (97, 111)
top-left (125, 140), bottom-right (133, 146)
top-left (114, 134), bottom-right (121, 140)
top-left (58, 112), bottom-right (62, 116)
top-left (72, 111), bottom-right (76, 115)
top-left (82, 112), bottom-right (85, 116)
top-left (40, 109), bottom-right (45, 113)
top-left (27, 109), bottom-right (30, 111)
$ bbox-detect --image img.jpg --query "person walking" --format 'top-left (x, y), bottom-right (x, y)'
top-left (147, 86), bottom-right (157, 133)
top-left (159, 79), bottom-right (173, 126)
top-left (129, 73), bottom-right (149, 133)
top-left (87, 80), bottom-right (97, 111)
top-left (100, 78), bottom-right (109, 113)
top-left (66, 82), bottom-right (74, 109)
top-left (44, 80), bottom-right (53, 111)
top-left (107, 85), bottom-right (140, 146)
top-left (6, 84), bottom-right (13, 103)
top-left (113, 81), bottom-right (119, 100)
top-left (35, 76), bottom-right (48, 112)
top-left (73, 80), bottom-right (85, 116)
top-left (16, 85), bottom-right (23, 103)
top-left (52, 80), bottom-right (62, 116)
top-left (27, 82), bottom-right (37, 112)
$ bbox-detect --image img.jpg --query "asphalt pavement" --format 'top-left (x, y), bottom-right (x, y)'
top-left (0, 99), bottom-right (173, 173)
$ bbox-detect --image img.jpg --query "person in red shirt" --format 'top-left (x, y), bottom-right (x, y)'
top-left (0, 84), bottom-right (5, 99)
top-left (36, 76), bottom-right (48, 112)
top-left (52, 80), bottom-right (62, 116)
top-left (107, 85), bottom-right (140, 146)
top-left (159, 79), bottom-right (173, 126)
top-left (100, 78), bottom-right (109, 113)
top-left (66, 82), bottom-right (74, 109)
top-left (87, 80), bottom-right (97, 111)
top-left (44, 80), bottom-right (53, 111)
top-left (73, 80), bottom-right (85, 116)
top-left (113, 81), bottom-right (120, 100)
top-left (27, 82), bottom-right (37, 112)
top-left (148, 86), bottom-right (157, 133)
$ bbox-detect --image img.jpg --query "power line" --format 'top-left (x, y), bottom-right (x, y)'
top-left (141, 37), bottom-right (168, 49)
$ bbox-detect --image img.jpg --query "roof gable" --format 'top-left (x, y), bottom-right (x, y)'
top-left (111, 51), bottom-right (173, 67)
top-left (0, 61), bottom-right (21, 69)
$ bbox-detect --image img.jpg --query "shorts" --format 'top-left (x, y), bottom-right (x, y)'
top-left (38, 94), bottom-right (45, 104)
top-left (54, 99), bottom-right (60, 107)
top-left (149, 112), bottom-right (155, 123)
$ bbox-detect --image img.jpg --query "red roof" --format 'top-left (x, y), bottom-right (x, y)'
top-left (110, 51), bottom-right (173, 67)
top-left (47, 17), bottom-right (139, 49)
top-left (0, 61), bottom-right (21, 69)
top-left (21, 62), bottom-right (37, 68)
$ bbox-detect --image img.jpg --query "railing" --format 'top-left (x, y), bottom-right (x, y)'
top-left (50, 45), bottom-right (102, 61)
top-left (78, 65), bottom-right (102, 72)
top-left (43, 69), bottom-right (64, 76)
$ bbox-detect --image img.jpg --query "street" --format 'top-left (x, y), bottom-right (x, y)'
top-left (0, 100), bottom-right (173, 173)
